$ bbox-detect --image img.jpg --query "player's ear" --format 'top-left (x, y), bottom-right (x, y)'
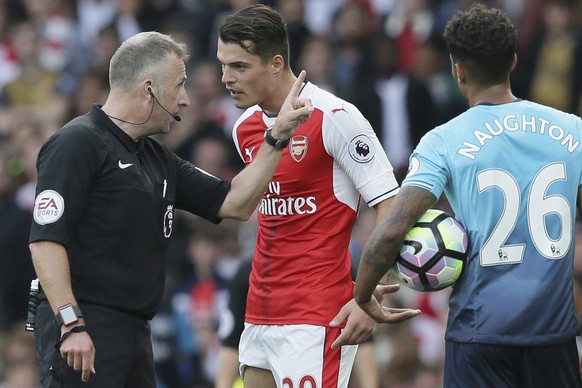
top-left (271, 55), bottom-right (285, 74)
top-left (454, 62), bottom-right (467, 84)
top-left (449, 54), bottom-right (456, 79)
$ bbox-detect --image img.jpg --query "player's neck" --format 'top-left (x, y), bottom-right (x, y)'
top-left (261, 72), bottom-right (304, 117)
top-left (468, 83), bottom-right (516, 107)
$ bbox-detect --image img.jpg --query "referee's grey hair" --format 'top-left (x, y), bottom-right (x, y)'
top-left (108, 31), bottom-right (190, 91)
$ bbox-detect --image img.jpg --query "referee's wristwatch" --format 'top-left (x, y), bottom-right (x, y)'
top-left (55, 303), bottom-right (83, 327)
top-left (264, 127), bottom-right (290, 149)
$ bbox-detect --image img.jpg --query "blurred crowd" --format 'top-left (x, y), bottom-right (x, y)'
top-left (2, 0), bottom-right (582, 387)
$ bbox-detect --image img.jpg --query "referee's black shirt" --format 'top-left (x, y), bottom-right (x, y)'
top-left (30, 104), bottom-right (231, 319)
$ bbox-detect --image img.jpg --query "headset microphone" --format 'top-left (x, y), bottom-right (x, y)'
top-left (147, 87), bottom-right (181, 122)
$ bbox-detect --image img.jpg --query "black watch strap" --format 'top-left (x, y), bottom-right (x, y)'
top-left (55, 325), bottom-right (87, 350)
top-left (264, 127), bottom-right (290, 149)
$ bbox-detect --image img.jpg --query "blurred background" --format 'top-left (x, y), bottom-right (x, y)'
top-left (2, 0), bottom-right (582, 387)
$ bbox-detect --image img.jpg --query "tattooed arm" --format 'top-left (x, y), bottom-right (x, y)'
top-left (354, 186), bottom-right (436, 322)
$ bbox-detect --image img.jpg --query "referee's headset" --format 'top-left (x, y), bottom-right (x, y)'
top-left (147, 86), bottom-right (182, 122)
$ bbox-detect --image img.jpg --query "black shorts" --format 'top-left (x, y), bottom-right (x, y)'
top-left (444, 339), bottom-right (582, 388)
top-left (35, 301), bottom-right (156, 388)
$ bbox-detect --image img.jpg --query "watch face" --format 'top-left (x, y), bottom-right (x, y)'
top-left (59, 305), bottom-right (78, 325)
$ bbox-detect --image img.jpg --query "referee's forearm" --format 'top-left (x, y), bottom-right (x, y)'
top-left (30, 240), bottom-right (78, 314)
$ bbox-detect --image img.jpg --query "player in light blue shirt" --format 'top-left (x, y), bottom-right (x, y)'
top-left (354, 4), bottom-right (582, 387)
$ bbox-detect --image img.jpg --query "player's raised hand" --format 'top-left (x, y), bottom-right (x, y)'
top-left (271, 70), bottom-right (313, 139)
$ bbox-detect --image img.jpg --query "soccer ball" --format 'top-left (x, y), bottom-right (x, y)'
top-left (391, 209), bottom-right (469, 292)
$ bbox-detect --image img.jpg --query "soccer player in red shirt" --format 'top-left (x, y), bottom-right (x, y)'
top-left (217, 5), bottom-right (420, 387)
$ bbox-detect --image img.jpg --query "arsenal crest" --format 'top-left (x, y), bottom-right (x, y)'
top-left (290, 135), bottom-right (308, 162)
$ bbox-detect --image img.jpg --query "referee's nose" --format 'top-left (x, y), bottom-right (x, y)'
top-left (179, 85), bottom-right (190, 108)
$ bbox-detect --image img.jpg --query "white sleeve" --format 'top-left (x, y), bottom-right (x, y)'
top-left (322, 102), bottom-right (400, 207)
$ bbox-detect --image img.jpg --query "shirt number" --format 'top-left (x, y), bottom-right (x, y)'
top-left (477, 163), bottom-right (572, 266)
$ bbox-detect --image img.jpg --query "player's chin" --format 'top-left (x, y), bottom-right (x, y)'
top-left (232, 96), bottom-right (253, 110)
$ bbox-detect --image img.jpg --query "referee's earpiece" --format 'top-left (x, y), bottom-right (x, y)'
top-left (146, 85), bottom-right (182, 122)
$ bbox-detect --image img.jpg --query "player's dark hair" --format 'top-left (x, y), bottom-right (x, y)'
top-left (443, 3), bottom-right (516, 86)
top-left (218, 4), bottom-right (291, 70)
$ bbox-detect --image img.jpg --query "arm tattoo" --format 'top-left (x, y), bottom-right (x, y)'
top-left (362, 187), bottom-right (437, 275)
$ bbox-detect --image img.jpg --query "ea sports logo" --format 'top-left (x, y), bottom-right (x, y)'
top-left (33, 190), bottom-right (64, 225)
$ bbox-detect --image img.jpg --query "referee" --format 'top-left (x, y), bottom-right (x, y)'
top-left (29, 31), bottom-right (312, 387)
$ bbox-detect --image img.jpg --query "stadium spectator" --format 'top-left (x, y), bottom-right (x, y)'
top-left (296, 34), bottom-right (337, 94)
top-left (519, 0), bottom-right (582, 114)
top-left (0, 143), bottom-right (34, 332)
top-left (328, 1), bottom-right (377, 102)
top-left (353, 33), bottom-right (437, 179)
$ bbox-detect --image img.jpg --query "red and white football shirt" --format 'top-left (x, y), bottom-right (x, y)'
top-left (233, 82), bottom-right (399, 326)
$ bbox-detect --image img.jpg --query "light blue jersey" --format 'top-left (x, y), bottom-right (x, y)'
top-left (403, 100), bottom-right (582, 345)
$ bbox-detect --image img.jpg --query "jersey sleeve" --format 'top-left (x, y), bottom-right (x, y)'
top-left (322, 103), bottom-right (399, 207)
top-left (174, 155), bottom-right (231, 224)
top-left (402, 130), bottom-right (449, 200)
top-left (30, 127), bottom-right (103, 246)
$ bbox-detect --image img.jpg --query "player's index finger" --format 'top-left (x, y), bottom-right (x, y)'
top-left (288, 70), bottom-right (307, 98)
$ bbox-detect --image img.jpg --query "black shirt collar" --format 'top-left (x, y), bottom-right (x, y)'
top-left (91, 104), bottom-right (143, 152)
